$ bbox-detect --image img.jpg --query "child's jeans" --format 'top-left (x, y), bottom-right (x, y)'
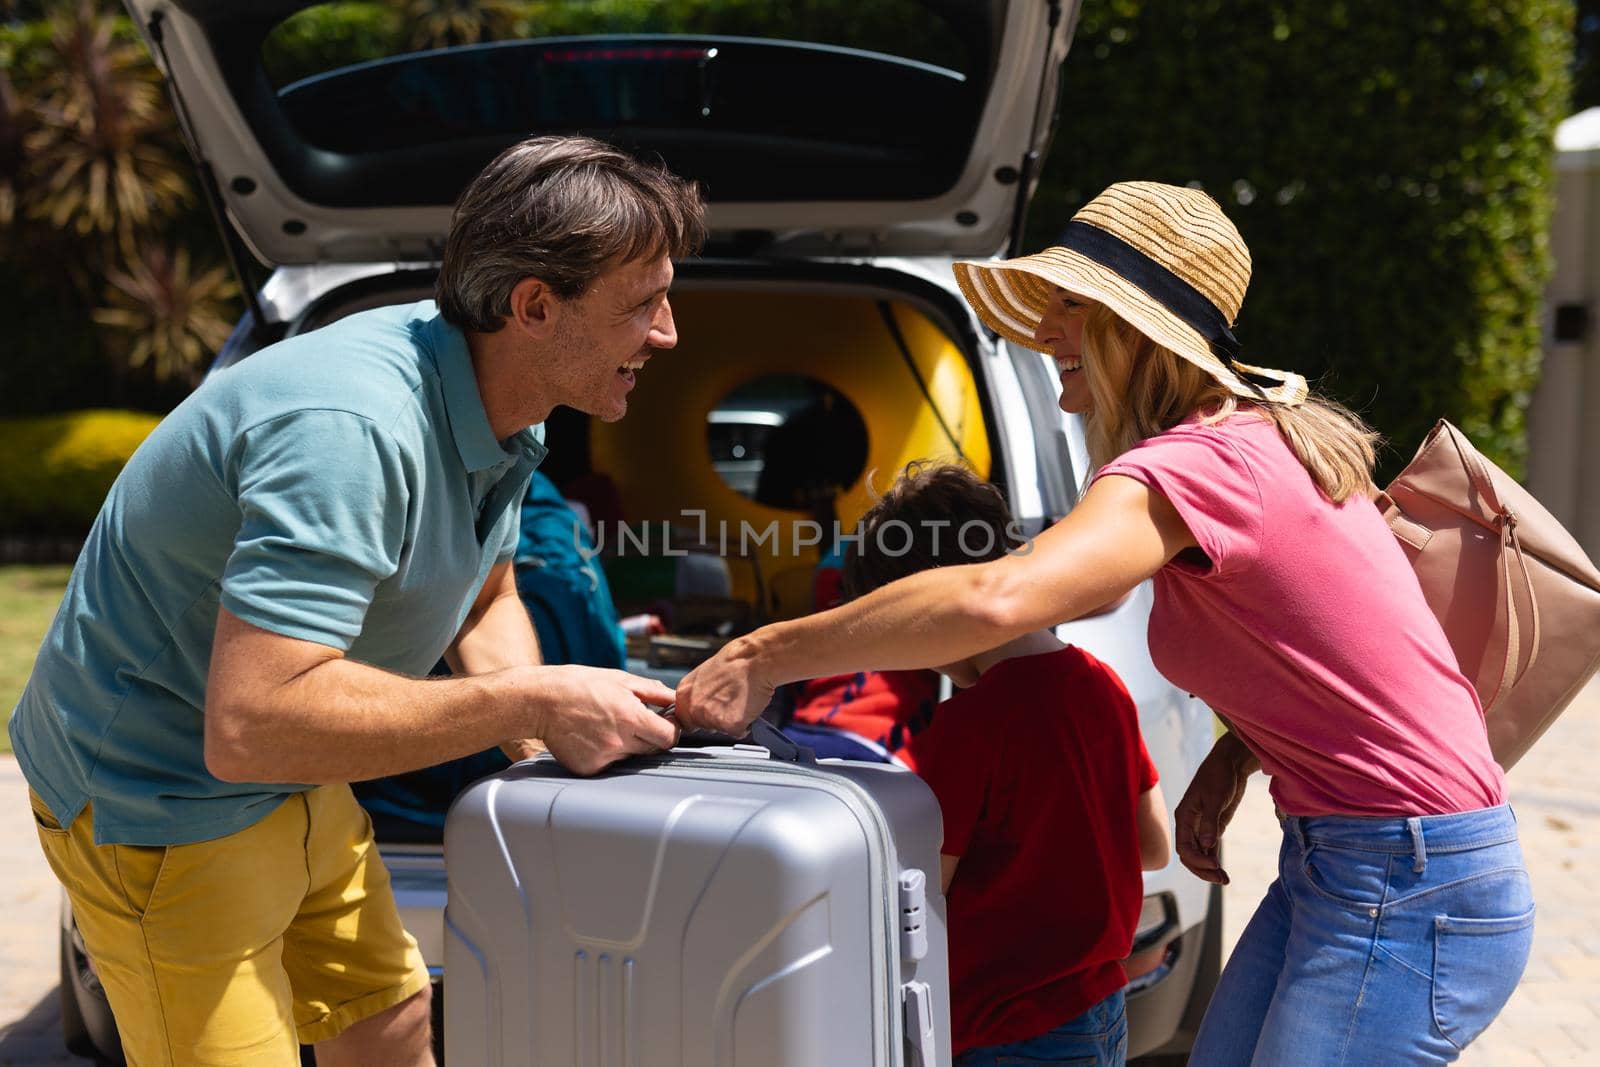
top-left (1192, 804), bottom-right (1533, 1065)
top-left (781, 721), bottom-right (899, 764)
top-left (954, 989), bottom-right (1127, 1066)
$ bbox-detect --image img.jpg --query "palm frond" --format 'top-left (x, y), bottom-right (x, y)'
top-left (24, 0), bottom-right (193, 250)
top-left (94, 242), bottom-right (239, 386)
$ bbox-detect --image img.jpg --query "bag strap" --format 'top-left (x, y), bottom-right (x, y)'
top-left (1483, 510), bottom-right (1541, 712)
top-left (1429, 425), bottom-right (1540, 713)
top-left (672, 718), bottom-right (819, 766)
top-left (1452, 423), bottom-right (1509, 520)
top-left (1514, 524), bottom-right (1541, 679)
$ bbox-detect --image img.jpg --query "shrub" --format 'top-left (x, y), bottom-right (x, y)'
top-left (1031, 0), bottom-right (1573, 479)
top-left (0, 409), bottom-right (161, 535)
top-left (259, 1), bottom-right (404, 86)
top-left (0, 6), bottom-right (237, 415)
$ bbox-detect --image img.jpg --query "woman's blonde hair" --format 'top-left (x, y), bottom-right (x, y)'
top-left (1080, 305), bottom-right (1379, 503)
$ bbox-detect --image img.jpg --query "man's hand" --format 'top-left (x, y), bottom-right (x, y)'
top-left (673, 638), bottom-right (774, 736)
top-left (535, 665), bottom-right (678, 775)
top-left (1173, 732), bottom-right (1258, 885)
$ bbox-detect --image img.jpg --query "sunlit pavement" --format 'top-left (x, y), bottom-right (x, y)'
top-left (0, 755), bottom-right (75, 1066)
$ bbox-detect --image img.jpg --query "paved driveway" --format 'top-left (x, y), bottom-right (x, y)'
top-left (2, 681), bottom-right (1596, 1065)
top-left (0, 757), bottom-right (74, 1067)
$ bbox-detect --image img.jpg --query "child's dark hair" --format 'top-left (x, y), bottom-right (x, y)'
top-left (841, 462), bottom-right (1024, 601)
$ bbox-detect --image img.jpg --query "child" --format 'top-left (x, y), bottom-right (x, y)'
top-left (840, 462), bottom-right (1170, 1067)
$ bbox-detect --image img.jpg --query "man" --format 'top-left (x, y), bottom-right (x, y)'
top-left (9, 135), bottom-right (704, 1066)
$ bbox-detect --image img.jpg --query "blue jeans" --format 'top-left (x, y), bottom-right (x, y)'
top-left (955, 989), bottom-right (1127, 1066)
top-left (1192, 804), bottom-right (1534, 1065)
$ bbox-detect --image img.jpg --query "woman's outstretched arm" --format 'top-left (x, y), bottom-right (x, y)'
top-left (674, 474), bottom-right (1197, 734)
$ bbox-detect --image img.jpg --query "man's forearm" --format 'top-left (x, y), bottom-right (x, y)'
top-left (208, 602), bottom-right (678, 783)
top-left (447, 565), bottom-right (542, 676)
top-left (206, 657), bottom-right (551, 784)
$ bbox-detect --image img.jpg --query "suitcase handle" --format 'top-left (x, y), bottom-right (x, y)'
top-left (667, 713), bottom-right (819, 766)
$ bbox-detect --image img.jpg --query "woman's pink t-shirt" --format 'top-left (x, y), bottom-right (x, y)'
top-left (1096, 414), bottom-right (1505, 817)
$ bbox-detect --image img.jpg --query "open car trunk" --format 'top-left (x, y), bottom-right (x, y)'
top-left (122, 0), bottom-right (1078, 264)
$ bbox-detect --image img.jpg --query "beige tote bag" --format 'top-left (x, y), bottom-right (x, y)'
top-left (1377, 420), bottom-right (1600, 770)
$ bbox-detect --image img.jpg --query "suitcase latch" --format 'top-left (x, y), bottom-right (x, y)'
top-left (901, 980), bottom-right (937, 1066)
top-left (898, 870), bottom-right (929, 962)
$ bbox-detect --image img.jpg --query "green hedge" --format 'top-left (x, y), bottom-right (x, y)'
top-left (1033, 0), bottom-right (1572, 479)
top-left (0, 411), bottom-right (162, 535)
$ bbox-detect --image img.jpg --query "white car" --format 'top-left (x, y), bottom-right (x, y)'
top-left (63, 2), bottom-right (1221, 1062)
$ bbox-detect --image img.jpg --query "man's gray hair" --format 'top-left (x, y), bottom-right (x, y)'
top-left (437, 136), bottom-right (707, 332)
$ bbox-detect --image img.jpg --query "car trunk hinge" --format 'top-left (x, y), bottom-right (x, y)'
top-left (1007, 0), bottom-right (1065, 259)
top-left (146, 10), bottom-right (270, 342)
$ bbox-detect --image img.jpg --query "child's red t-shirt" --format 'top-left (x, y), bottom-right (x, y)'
top-left (904, 645), bottom-right (1158, 1054)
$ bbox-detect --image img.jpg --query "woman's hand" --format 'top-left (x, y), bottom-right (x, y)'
top-left (1174, 731), bottom-right (1259, 885)
top-left (674, 637), bottom-right (776, 736)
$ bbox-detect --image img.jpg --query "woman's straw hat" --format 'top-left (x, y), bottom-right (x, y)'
top-left (952, 181), bottom-right (1308, 406)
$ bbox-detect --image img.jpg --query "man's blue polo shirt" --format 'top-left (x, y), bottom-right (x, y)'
top-left (8, 301), bottom-right (545, 846)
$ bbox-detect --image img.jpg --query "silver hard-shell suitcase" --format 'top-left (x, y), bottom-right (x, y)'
top-left (443, 722), bottom-right (951, 1066)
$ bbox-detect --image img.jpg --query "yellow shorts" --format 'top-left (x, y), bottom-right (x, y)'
top-left (31, 784), bottom-right (429, 1066)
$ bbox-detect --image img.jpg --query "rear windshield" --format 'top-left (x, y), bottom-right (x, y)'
top-left (255, 1), bottom-right (1001, 204)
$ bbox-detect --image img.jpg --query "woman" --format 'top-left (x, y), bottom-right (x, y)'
top-left (675, 181), bottom-right (1532, 1064)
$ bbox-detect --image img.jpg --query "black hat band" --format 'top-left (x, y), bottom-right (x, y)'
top-left (1056, 221), bottom-right (1283, 390)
